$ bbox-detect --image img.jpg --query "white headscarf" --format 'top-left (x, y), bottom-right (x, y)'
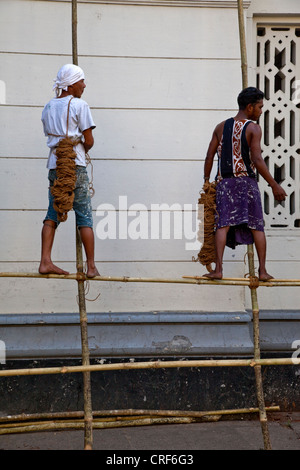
top-left (53, 64), bottom-right (85, 97)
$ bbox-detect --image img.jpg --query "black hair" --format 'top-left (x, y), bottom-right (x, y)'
top-left (237, 87), bottom-right (264, 109)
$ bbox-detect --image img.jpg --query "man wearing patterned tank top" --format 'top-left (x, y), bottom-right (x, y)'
top-left (203, 87), bottom-right (286, 281)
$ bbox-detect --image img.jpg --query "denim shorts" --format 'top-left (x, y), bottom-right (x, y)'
top-left (44, 166), bottom-right (93, 228)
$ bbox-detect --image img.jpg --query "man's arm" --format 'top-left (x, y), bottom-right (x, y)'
top-left (82, 128), bottom-right (94, 153)
top-left (203, 124), bottom-right (222, 179)
top-left (248, 123), bottom-right (286, 202)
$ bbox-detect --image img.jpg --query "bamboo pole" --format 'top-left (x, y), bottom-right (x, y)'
top-left (71, 0), bottom-right (93, 450)
top-left (76, 228), bottom-right (93, 450)
top-left (0, 406), bottom-right (280, 424)
top-left (1, 272), bottom-right (300, 286)
top-left (0, 357), bottom-right (299, 378)
top-left (237, 0), bottom-right (271, 450)
top-left (72, 0), bottom-right (78, 66)
top-left (0, 417), bottom-right (196, 436)
top-left (237, 0), bottom-right (248, 88)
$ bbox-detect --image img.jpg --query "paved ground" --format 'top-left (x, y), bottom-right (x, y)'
top-left (0, 413), bottom-right (299, 452)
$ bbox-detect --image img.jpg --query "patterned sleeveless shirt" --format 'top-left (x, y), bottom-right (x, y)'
top-left (216, 118), bottom-right (256, 180)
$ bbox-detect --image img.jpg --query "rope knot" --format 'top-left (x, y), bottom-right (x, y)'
top-left (247, 275), bottom-right (260, 290)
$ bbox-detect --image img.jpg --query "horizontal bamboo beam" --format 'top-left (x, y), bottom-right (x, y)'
top-left (0, 405), bottom-right (280, 424)
top-left (0, 406), bottom-right (280, 435)
top-left (0, 417), bottom-right (195, 435)
top-left (0, 272), bottom-right (299, 287)
top-left (0, 357), bottom-right (299, 378)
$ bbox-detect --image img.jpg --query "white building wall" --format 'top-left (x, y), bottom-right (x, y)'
top-left (0, 0), bottom-right (299, 315)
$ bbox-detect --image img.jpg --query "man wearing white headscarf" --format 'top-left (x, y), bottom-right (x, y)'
top-left (39, 64), bottom-right (99, 278)
top-left (53, 63), bottom-right (85, 97)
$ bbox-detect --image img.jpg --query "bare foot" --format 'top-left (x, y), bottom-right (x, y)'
top-left (39, 261), bottom-right (69, 275)
top-left (258, 270), bottom-right (274, 282)
top-left (202, 270), bottom-right (223, 280)
top-left (86, 265), bottom-right (100, 278)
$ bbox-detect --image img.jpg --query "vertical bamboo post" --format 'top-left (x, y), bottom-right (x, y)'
top-left (72, 0), bottom-right (93, 450)
top-left (237, 0), bottom-right (248, 88)
top-left (76, 229), bottom-right (93, 450)
top-left (237, 0), bottom-right (271, 450)
top-left (72, 0), bottom-right (78, 66)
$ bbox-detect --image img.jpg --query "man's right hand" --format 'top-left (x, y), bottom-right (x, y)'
top-left (271, 182), bottom-right (287, 202)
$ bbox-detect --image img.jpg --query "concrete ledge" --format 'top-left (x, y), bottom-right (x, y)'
top-left (0, 311), bottom-right (253, 359)
top-left (0, 310), bottom-right (299, 359)
top-left (248, 310), bottom-right (300, 354)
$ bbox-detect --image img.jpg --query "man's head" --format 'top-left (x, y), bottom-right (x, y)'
top-left (238, 87), bottom-right (264, 109)
top-left (238, 87), bottom-right (264, 121)
top-left (53, 64), bottom-right (86, 98)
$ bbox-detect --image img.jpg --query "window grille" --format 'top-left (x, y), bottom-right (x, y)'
top-left (256, 25), bottom-right (300, 228)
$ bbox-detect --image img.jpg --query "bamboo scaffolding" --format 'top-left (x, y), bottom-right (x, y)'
top-left (0, 0), bottom-right (298, 453)
top-left (0, 357), bottom-right (299, 378)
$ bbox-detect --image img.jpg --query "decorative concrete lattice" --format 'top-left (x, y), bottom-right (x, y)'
top-left (256, 25), bottom-right (300, 228)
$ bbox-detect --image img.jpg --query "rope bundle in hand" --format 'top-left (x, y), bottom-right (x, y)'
top-left (51, 137), bottom-right (79, 222)
top-left (195, 181), bottom-right (217, 272)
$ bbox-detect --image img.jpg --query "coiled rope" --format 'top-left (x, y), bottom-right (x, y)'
top-left (194, 181), bottom-right (217, 272)
top-left (51, 136), bottom-right (78, 222)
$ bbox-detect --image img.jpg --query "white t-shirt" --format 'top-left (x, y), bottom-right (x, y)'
top-left (41, 95), bottom-right (96, 169)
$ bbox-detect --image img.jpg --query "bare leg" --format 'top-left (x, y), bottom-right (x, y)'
top-left (39, 221), bottom-right (69, 275)
top-left (203, 226), bottom-right (229, 279)
top-left (79, 226), bottom-right (100, 278)
top-left (250, 229), bottom-right (273, 281)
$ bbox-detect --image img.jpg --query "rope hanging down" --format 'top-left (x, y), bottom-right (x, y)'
top-left (194, 181), bottom-right (217, 272)
top-left (51, 136), bottom-right (78, 222)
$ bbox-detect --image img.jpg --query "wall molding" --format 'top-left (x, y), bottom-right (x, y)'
top-left (46, 0), bottom-right (252, 8)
